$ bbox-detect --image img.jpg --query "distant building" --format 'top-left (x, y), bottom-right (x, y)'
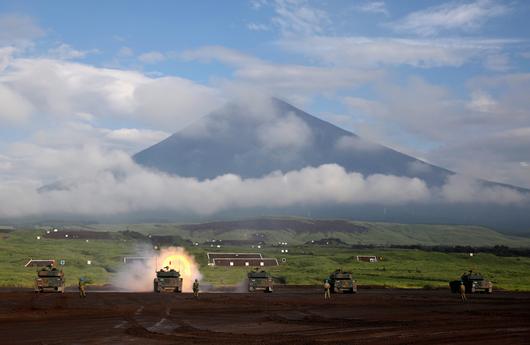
top-left (207, 252), bottom-right (262, 266)
top-left (356, 255), bottom-right (379, 263)
top-left (213, 258), bottom-right (279, 267)
top-left (207, 252), bottom-right (278, 267)
top-left (123, 256), bottom-right (151, 264)
top-left (25, 259), bottom-right (55, 267)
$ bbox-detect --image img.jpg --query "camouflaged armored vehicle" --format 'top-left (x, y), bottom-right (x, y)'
top-left (450, 271), bottom-right (492, 294)
top-left (34, 265), bottom-right (65, 293)
top-left (328, 269), bottom-right (357, 293)
top-left (153, 268), bottom-right (183, 293)
top-left (247, 269), bottom-right (273, 292)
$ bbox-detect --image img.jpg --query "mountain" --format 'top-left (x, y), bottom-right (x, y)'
top-left (133, 98), bottom-right (530, 233)
top-left (134, 98), bottom-right (451, 185)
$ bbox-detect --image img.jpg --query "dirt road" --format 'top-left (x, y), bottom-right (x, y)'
top-left (1, 287), bottom-right (529, 344)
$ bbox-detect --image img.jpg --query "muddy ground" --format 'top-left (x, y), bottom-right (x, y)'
top-left (0, 287), bottom-right (529, 345)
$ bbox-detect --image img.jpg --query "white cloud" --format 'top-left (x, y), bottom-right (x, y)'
top-left (258, 112), bottom-right (312, 151)
top-left (0, 46), bottom-right (15, 71)
top-left (0, 14), bottom-right (44, 47)
top-left (429, 127), bottom-right (530, 189)
top-left (247, 23), bottom-right (269, 31)
top-left (0, 57), bottom-right (223, 130)
top-left (47, 43), bottom-right (98, 60)
top-left (105, 128), bottom-right (169, 145)
top-left (438, 174), bottom-right (526, 204)
top-left (0, 152), bottom-right (433, 217)
top-left (390, 0), bottom-right (510, 36)
top-left (1, 144), bottom-right (525, 219)
top-left (138, 51), bottom-right (166, 64)
top-left (364, 76), bottom-right (461, 140)
top-left (250, 0), bottom-right (268, 10)
top-left (0, 83), bottom-right (33, 124)
top-left (181, 46), bottom-right (382, 103)
top-left (467, 90), bottom-right (498, 113)
top-left (353, 1), bottom-right (389, 16)
top-left (272, 0), bottom-right (329, 37)
top-left (343, 96), bottom-right (385, 115)
top-left (279, 36), bottom-right (512, 68)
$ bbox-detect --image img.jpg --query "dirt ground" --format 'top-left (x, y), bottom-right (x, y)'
top-left (1, 287), bottom-right (529, 345)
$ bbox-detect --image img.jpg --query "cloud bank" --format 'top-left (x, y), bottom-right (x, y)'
top-left (0, 144), bottom-right (526, 219)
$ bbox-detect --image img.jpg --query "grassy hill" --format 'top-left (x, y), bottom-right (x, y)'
top-left (89, 218), bottom-right (530, 247)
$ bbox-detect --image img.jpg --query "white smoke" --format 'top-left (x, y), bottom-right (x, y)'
top-left (112, 246), bottom-right (202, 293)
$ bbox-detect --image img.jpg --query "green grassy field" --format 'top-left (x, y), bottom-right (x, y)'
top-left (0, 230), bottom-right (134, 287)
top-left (1, 228), bottom-right (530, 291)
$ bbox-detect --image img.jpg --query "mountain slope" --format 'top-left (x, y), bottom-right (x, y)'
top-left (134, 98), bottom-right (451, 185)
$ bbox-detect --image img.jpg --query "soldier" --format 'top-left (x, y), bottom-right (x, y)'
top-left (324, 279), bottom-right (331, 299)
top-left (459, 280), bottom-right (467, 302)
top-left (78, 278), bottom-right (87, 298)
top-left (193, 279), bottom-right (200, 298)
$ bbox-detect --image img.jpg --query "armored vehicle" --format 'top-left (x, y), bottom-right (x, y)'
top-left (328, 269), bottom-right (357, 293)
top-left (450, 271), bottom-right (492, 294)
top-left (34, 265), bottom-right (65, 293)
top-left (153, 268), bottom-right (183, 293)
top-left (247, 269), bottom-right (273, 292)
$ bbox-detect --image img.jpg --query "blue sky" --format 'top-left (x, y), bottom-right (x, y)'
top-left (0, 0), bottom-right (529, 217)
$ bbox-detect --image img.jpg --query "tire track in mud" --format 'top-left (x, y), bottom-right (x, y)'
top-left (2, 290), bottom-right (530, 344)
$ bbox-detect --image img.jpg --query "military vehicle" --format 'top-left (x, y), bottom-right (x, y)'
top-left (153, 268), bottom-right (183, 293)
top-left (450, 271), bottom-right (493, 294)
top-left (34, 265), bottom-right (65, 293)
top-left (247, 269), bottom-right (273, 292)
top-left (328, 269), bottom-right (357, 293)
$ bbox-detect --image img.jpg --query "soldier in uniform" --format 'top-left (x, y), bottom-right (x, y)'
top-left (78, 278), bottom-right (87, 298)
top-left (324, 279), bottom-right (331, 299)
top-left (459, 279), bottom-right (467, 302)
top-left (193, 279), bottom-right (200, 298)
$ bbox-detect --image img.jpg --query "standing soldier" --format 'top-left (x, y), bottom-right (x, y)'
top-left (324, 279), bottom-right (331, 300)
top-left (459, 280), bottom-right (467, 302)
top-left (193, 279), bottom-right (200, 298)
top-left (78, 278), bottom-right (87, 298)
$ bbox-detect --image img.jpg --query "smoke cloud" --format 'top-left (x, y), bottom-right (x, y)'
top-left (112, 246), bottom-right (202, 293)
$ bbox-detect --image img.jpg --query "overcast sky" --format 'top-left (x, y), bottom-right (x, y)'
top-left (0, 0), bottom-right (529, 217)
